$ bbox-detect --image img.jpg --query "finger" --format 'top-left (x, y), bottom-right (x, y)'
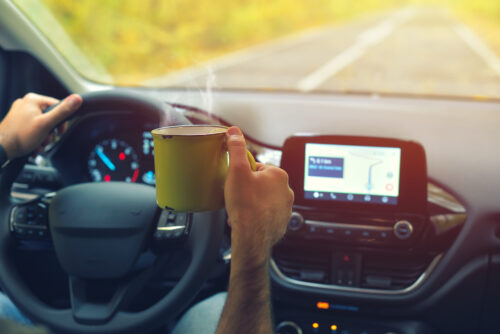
top-left (226, 126), bottom-right (251, 174)
top-left (255, 162), bottom-right (265, 171)
top-left (24, 92), bottom-right (59, 109)
top-left (255, 163), bottom-right (278, 172)
top-left (57, 122), bottom-right (68, 135)
top-left (39, 94), bottom-right (82, 129)
top-left (41, 132), bottom-right (55, 147)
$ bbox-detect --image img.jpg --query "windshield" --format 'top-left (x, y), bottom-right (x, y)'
top-left (12, 0), bottom-right (500, 100)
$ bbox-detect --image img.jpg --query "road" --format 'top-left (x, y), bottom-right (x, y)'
top-left (146, 6), bottom-right (500, 98)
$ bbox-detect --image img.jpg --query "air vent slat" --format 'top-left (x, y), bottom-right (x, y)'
top-left (273, 248), bottom-right (329, 284)
top-left (361, 255), bottom-right (430, 290)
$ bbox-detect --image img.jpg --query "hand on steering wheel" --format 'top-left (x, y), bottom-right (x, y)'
top-left (0, 90), bottom-right (225, 334)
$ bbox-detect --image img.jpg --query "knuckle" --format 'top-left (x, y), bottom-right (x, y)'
top-left (230, 159), bottom-right (250, 173)
top-left (227, 137), bottom-right (246, 148)
top-left (271, 167), bottom-right (289, 182)
top-left (24, 92), bottom-right (36, 100)
top-left (32, 116), bottom-right (47, 130)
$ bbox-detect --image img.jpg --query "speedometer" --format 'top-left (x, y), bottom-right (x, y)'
top-left (88, 139), bottom-right (140, 183)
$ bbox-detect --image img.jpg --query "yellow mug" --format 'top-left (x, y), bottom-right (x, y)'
top-left (152, 125), bottom-right (257, 212)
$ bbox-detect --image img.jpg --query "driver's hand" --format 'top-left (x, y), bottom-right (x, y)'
top-left (224, 126), bottom-right (294, 267)
top-left (0, 93), bottom-right (82, 160)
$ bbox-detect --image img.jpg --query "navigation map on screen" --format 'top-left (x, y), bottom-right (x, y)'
top-left (304, 143), bottom-right (401, 205)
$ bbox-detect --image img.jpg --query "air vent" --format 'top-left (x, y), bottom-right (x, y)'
top-left (361, 254), bottom-right (430, 290)
top-left (273, 248), bottom-right (329, 284)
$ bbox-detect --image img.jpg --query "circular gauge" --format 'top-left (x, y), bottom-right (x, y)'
top-left (88, 139), bottom-right (140, 183)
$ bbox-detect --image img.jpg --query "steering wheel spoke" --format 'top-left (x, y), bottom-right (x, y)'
top-left (152, 211), bottom-right (192, 252)
top-left (69, 276), bottom-right (127, 324)
top-left (10, 193), bottom-right (54, 242)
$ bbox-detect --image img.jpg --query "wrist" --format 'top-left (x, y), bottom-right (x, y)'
top-left (230, 240), bottom-right (271, 273)
top-left (0, 133), bottom-right (16, 160)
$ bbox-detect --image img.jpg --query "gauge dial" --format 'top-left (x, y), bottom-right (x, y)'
top-left (88, 139), bottom-right (140, 183)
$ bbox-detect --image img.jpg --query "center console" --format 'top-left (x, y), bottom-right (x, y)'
top-left (281, 135), bottom-right (427, 249)
top-left (271, 135), bottom-right (438, 334)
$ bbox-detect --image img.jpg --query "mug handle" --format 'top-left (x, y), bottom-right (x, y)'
top-left (246, 150), bottom-right (257, 171)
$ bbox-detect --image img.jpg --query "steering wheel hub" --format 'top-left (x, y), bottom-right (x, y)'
top-left (49, 182), bottom-right (158, 279)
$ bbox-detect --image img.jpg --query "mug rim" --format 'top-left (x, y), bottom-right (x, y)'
top-left (151, 124), bottom-right (228, 137)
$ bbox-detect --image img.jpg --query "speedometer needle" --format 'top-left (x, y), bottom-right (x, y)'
top-left (95, 148), bottom-right (116, 171)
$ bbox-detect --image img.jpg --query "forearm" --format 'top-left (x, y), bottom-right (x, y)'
top-left (215, 247), bottom-right (274, 334)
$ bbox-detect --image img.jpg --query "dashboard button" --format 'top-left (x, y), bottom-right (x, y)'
top-left (275, 321), bottom-right (303, 334)
top-left (288, 212), bottom-right (304, 232)
top-left (325, 227), bottom-right (335, 235)
top-left (393, 220), bottom-right (413, 239)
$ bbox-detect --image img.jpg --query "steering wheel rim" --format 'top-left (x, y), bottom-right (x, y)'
top-left (0, 90), bottom-right (226, 333)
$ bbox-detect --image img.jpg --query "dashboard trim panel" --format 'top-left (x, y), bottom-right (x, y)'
top-left (305, 220), bottom-right (393, 232)
top-left (270, 253), bottom-right (443, 295)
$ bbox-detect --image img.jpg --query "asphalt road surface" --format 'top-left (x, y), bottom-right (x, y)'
top-left (147, 6), bottom-right (500, 99)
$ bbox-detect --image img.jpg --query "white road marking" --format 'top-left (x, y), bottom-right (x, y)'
top-left (454, 23), bottom-right (500, 78)
top-left (143, 25), bottom-right (342, 87)
top-left (297, 8), bottom-right (417, 92)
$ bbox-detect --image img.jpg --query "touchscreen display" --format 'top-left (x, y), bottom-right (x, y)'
top-left (304, 143), bottom-right (401, 205)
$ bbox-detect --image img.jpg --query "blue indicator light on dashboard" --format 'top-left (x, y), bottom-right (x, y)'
top-left (142, 171), bottom-right (156, 185)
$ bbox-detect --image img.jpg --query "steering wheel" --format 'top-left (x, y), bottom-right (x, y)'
top-left (0, 91), bottom-right (226, 333)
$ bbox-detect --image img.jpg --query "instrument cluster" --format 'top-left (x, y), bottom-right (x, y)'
top-left (86, 132), bottom-right (155, 185)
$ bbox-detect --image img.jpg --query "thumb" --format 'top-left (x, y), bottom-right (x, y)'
top-left (40, 94), bottom-right (82, 129)
top-left (226, 126), bottom-right (251, 174)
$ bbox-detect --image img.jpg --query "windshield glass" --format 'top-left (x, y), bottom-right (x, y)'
top-left (12, 0), bottom-right (500, 99)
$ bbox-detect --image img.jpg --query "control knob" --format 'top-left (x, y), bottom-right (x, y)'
top-left (287, 212), bottom-right (304, 232)
top-left (393, 220), bottom-right (413, 240)
top-left (276, 321), bottom-right (303, 334)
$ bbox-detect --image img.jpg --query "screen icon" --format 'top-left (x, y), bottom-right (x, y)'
top-left (347, 194), bottom-right (354, 201)
top-left (330, 193), bottom-right (337, 199)
top-left (313, 192), bottom-right (320, 198)
top-left (364, 195), bottom-right (371, 202)
top-left (382, 196), bottom-right (389, 203)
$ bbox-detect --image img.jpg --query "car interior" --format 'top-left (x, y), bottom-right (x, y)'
top-left (0, 1), bottom-right (499, 334)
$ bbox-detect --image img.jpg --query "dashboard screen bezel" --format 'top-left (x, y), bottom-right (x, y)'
top-left (281, 135), bottom-right (427, 214)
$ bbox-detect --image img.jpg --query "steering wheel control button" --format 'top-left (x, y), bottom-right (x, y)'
top-left (393, 220), bottom-right (413, 240)
top-left (10, 198), bottom-right (50, 241)
top-left (14, 226), bottom-right (26, 236)
top-left (288, 212), bottom-right (304, 231)
top-left (14, 207), bottom-right (27, 224)
top-left (154, 210), bottom-right (192, 250)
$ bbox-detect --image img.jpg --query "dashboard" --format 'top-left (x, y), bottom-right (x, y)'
top-left (9, 95), bottom-right (497, 334)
